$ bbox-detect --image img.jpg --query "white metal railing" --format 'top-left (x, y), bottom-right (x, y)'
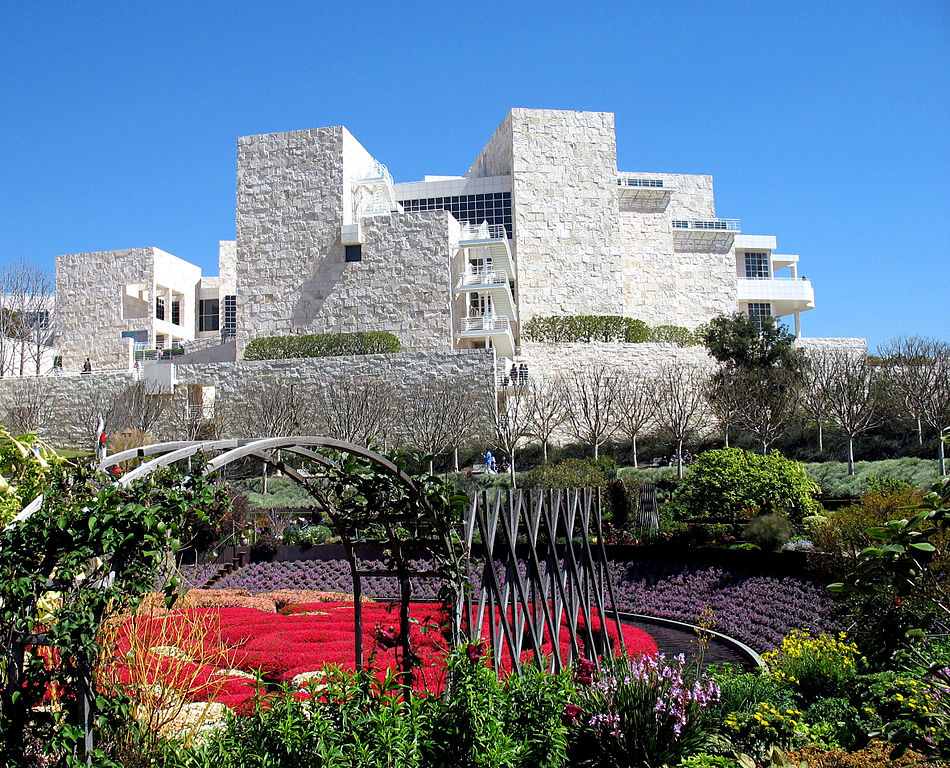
top-left (617, 174), bottom-right (669, 189)
top-left (737, 277), bottom-right (814, 302)
top-left (459, 222), bottom-right (508, 241)
top-left (672, 218), bottom-right (741, 231)
top-left (188, 404), bottom-right (215, 420)
top-left (356, 159), bottom-right (394, 188)
top-left (458, 269), bottom-right (509, 287)
top-left (497, 370), bottom-right (531, 387)
top-left (461, 315), bottom-right (510, 333)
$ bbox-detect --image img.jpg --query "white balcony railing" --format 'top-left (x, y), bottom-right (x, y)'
top-left (459, 222), bottom-right (508, 241)
top-left (672, 218), bottom-right (740, 231)
top-left (617, 175), bottom-right (669, 189)
top-left (356, 159), bottom-right (394, 187)
top-left (737, 277), bottom-right (814, 304)
top-left (461, 315), bottom-right (510, 333)
top-left (458, 269), bottom-right (509, 287)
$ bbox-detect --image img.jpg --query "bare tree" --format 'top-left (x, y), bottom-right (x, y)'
top-left (653, 361), bottom-right (707, 478)
top-left (881, 336), bottom-right (950, 473)
top-left (819, 351), bottom-right (885, 475)
top-left (488, 387), bottom-right (535, 487)
top-left (564, 367), bottom-right (620, 460)
top-left (0, 262), bottom-right (56, 376)
top-left (400, 381), bottom-right (484, 474)
top-left (703, 369), bottom-right (744, 448)
top-left (734, 367), bottom-right (802, 454)
top-left (526, 377), bottom-right (567, 463)
top-left (306, 376), bottom-right (400, 448)
top-left (800, 351), bottom-right (835, 453)
top-left (614, 372), bottom-right (656, 466)
top-left (119, 379), bottom-right (173, 436)
top-left (220, 378), bottom-right (307, 438)
top-left (0, 377), bottom-right (55, 435)
top-left (73, 383), bottom-right (128, 445)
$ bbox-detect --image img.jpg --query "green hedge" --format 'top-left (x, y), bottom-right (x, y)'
top-left (521, 315), bottom-right (700, 345)
top-left (244, 331), bottom-right (402, 360)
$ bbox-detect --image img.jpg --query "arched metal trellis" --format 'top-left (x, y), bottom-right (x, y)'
top-left (100, 437), bottom-right (465, 681)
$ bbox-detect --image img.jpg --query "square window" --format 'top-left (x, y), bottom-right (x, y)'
top-left (345, 244), bottom-right (362, 262)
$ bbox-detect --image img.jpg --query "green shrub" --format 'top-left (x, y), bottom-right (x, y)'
top-left (804, 458), bottom-right (941, 498)
top-left (520, 315), bottom-right (697, 346)
top-left (673, 448), bottom-right (820, 523)
top-left (522, 459), bottom-right (608, 489)
top-left (607, 477), bottom-right (639, 530)
top-left (244, 331), bottom-right (402, 360)
top-left (742, 513), bottom-right (793, 552)
top-left (761, 630), bottom-right (863, 703)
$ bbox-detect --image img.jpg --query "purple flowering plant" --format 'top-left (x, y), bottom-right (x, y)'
top-left (567, 653), bottom-right (721, 768)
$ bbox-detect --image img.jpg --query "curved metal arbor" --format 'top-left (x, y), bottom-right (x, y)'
top-left (100, 437), bottom-right (465, 681)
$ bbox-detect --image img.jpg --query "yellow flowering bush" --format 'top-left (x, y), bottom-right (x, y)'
top-left (762, 630), bottom-right (864, 701)
top-left (724, 701), bottom-right (801, 755)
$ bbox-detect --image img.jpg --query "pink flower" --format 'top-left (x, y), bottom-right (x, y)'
top-left (465, 641), bottom-right (486, 663)
top-left (561, 704), bottom-right (583, 726)
top-left (575, 658), bottom-right (596, 686)
top-left (375, 624), bottom-right (398, 650)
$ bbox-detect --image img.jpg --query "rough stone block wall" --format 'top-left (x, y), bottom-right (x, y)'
top-left (466, 113), bottom-right (513, 179)
top-left (0, 350), bottom-right (494, 448)
top-left (236, 126), bottom-right (346, 355)
top-left (509, 109), bottom-right (625, 322)
top-left (797, 337), bottom-right (868, 356)
top-left (236, 127), bottom-right (454, 355)
top-left (521, 341), bottom-right (714, 382)
top-left (55, 248), bottom-right (156, 371)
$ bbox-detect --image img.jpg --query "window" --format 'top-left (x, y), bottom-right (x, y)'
top-left (171, 300), bottom-right (181, 325)
top-left (748, 302), bottom-right (772, 328)
top-left (744, 252), bottom-right (770, 280)
top-left (397, 192), bottom-right (513, 238)
top-left (222, 295), bottom-right (237, 339)
top-left (155, 297), bottom-right (165, 321)
top-left (345, 244), bottom-right (362, 262)
top-left (198, 298), bottom-right (219, 332)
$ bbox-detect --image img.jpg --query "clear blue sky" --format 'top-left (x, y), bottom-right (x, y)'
top-left (1, 1), bottom-right (947, 352)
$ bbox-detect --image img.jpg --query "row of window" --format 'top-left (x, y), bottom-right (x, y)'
top-left (744, 251), bottom-right (770, 280)
top-left (398, 192), bottom-right (513, 238)
top-left (197, 296), bottom-right (237, 338)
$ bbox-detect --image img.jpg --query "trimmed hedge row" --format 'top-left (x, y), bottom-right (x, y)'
top-left (244, 331), bottom-right (402, 360)
top-left (521, 315), bottom-right (700, 346)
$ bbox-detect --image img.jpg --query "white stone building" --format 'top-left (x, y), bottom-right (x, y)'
top-left (51, 108), bottom-right (817, 375)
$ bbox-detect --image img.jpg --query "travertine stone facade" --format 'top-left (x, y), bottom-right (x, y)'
top-left (521, 341), bottom-right (715, 382)
top-left (55, 247), bottom-right (201, 370)
top-left (798, 337), bottom-right (868, 356)
top-left (236, 127), bottom-right (453, 356)
top-left (467, 110), bottom-right (737, 332)
top-left (0, 349), bottom-right (493, 448)
top-left (507, 110), bottom-right (625, 322)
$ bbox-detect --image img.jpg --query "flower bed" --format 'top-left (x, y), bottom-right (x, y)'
top-left (108, 602), bottom-right (656, 708)
top-left (211, 556), bottom-right (836, 651)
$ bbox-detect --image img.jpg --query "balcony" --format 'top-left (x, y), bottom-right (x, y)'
top-left (737, 277), bottom-right (815, 314)
top-left (456, 269), bottom-right (517, 321)
top-left (617, 173), bottom-right (674, 206)
top-left (457, 314), bottom-right (515, 357)
top-left (457, 222), bottom-right (514, 278)
top-left (671, 218), bottom-right (740, 250)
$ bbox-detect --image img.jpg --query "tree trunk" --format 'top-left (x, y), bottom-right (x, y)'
top-left (509, 455), bottom-right (517, 488)
top-left (817, 422), bottom-right (823, 453)
top-left (453, 446), bottom-right (459, 473)
top-left (848, 437), bottom-right (855, 476)
top-left (542, 439), bottom-right (548, 463)
top-left (762, 440), bottom-right (768, 455)
top-left (677, 438), bottom-right (684, 479)
top-left (632, 433), bottom-right (638, 467)
top-left (724, 425), bottom-right (730, 448)
top-left (593, 441), bottom-right (599, 461)
top-left (940, 431), bottom-right (947, 476)
top-left (428, 459), bottom-right (435, 476)
top-left (918, 418), bottom-right (923, 446)
top-left (262, 462), bottom-right (268, 494)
